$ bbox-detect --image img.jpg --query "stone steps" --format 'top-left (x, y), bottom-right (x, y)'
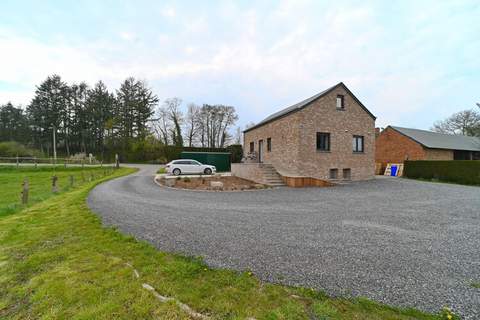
top-left (258, 164), bottom-right (286, 186)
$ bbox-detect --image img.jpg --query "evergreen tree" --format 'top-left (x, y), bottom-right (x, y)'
top-left (27, 75), bottom-right (69, 155)
top-left (0, 103), bottom-right (30, 143)
top-left (85, 81), bottom-right (115, 158)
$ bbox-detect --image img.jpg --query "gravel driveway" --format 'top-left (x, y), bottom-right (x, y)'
top-left (88, 164), bottom-right (480, 319)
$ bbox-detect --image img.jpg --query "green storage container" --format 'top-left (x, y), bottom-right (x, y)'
top-left (180, 152), bottom-right (231, 172)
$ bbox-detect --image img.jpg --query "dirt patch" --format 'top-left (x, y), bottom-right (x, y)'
top-left (156, 176), bottom-right (267, 191)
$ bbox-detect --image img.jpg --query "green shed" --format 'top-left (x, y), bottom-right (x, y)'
top-left (180, 152), bottom-right (231, 172)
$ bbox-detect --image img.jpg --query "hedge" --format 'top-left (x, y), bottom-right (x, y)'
top-left (0, 141), bottom-right (43, 157)
top-left (124, 145), bottom-right (241, 164)
top-left (404, 160), bottom-right (480, 185)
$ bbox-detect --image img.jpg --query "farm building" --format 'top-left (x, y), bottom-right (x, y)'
top-left (376, 126), bottom-right (480, 167)
top-left (232, 82), bottom-right (376, 186)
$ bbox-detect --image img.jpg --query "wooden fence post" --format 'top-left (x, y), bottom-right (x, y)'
top-left (16, 155), bottom-right (19, 168)
top-left (64, 159), bottom-right (67, 168)
top-left (69, 175), bottom-right (74, 187)
top-left (21, 178), bottom-right (29, 205)
top-left (34, 157), bottom-right (37, 169)
top-left (115, 154), bottom-right (119, 169)
top-left (52, 176), bottom-right (58, 193)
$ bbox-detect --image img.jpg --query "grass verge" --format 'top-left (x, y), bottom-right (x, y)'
top-left (157, 167), bottom-right (167, 174)
top-left (0, 168), bottom-right (454, 319)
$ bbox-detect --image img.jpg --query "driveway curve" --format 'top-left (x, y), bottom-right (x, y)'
top-left (88, 164), bottom-right (480, 319)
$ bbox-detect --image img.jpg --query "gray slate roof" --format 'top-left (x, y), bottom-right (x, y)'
top-left (244, 82), bottom-right (375, 133)
top-left (390, 126), bottom-right (480, 151)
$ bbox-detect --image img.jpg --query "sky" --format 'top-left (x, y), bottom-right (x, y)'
top-left (0, 0), bottom-right (479, 130)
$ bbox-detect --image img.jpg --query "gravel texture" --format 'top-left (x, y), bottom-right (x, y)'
top-left (88, 165), bottom-right (480, 319)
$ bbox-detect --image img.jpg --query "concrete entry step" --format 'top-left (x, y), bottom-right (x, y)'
top-left (258, 163), bottom-right (286, 186)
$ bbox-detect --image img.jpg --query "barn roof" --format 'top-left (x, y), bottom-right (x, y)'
top-left (390, 126), bottom-right (480, 151)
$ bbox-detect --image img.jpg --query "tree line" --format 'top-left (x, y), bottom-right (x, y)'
top-left (0, 75), bottom-right (240, 161)
top-left (431, 104), bottom-right (480, 136)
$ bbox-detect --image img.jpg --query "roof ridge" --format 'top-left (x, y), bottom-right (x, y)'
top-left (390, 125), bottom-right (480, 139)
top-left (388, 126), bottom-right (480, 151)
top-left (244, 82), bottom-right (374, 133)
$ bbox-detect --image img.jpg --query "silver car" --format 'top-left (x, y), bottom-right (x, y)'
top-left (165, 159), bottom-right (216, 176)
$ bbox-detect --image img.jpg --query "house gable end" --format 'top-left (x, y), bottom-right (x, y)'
top-left (244, 82), bottom-right (375, 133)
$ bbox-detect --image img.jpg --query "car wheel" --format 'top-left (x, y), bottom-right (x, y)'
top-left (204, 168), bottom-right (212, 175)
top-left (173, 168), bottom-right (181, 176)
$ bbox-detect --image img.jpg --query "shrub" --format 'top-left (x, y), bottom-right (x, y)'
top-left (226, 144), bottom-right (243, 163)
top-left (404, 160), bottom-right (480, 185)
top-left (0, 141), bottom-right (43, 157)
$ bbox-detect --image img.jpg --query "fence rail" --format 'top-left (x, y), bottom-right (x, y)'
top-left (0, 156), bottom-right (115, 168)
top-left (11, 166), bottom-right (117, 208)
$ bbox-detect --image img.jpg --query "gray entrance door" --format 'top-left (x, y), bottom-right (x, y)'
top-left (258, 140), bottom-right (264, 163)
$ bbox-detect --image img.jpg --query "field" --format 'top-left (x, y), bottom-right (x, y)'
top-left (0, 168), bottom-right (454, 319)
top-left (0, 165), bottom-right (115, 217)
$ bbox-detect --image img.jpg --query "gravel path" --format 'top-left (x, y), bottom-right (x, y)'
top-left (88, 164), bottom-right (480, 318)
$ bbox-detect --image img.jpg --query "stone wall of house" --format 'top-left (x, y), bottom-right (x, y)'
top-left (231, 163), bottom-right (267, 184)
top-left (296, 86), bottom-right (375, 181)
top-left (243, 112), bottom-right (302, 176)
top-left (424, 148), bottom-right (454, 160)
top-left (375, 127), bottom-right (426, 165)
top-left (243, 85), bottom-right (375, 181)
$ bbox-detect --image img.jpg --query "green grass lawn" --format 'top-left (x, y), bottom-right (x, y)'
top-left (0, 168), bottom-right (455, 319)
top-left (0, 165), bottom-right (115, 217)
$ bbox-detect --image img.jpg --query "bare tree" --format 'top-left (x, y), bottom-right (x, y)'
top-left (153, 106), bottom-right (171, 145)
top-left (233, 126), bottom-right (242, 145)
top-left (163, 98), bottom-right (183, 146)
top-left (193, 104), bottom-right (238, 148)
top-left (431, 109), bottom-right (480, 136)
top-left (184, 103), bottom-right (200, 147)
top-left (217, 105), bottom-right (238, 147)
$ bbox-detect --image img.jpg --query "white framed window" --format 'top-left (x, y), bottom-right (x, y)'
top-left (353, 135), bottom-right (364, 153)
top-left (336, 95), bottom-right (345, 109)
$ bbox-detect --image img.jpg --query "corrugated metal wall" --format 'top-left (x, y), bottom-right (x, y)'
top-left (180, 152), bottom-right (231, 172)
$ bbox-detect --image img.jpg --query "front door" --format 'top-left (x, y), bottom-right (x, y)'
top-left (258, 140), bottom-right (264, 163)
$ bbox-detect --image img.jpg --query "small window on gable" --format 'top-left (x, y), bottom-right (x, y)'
top-left (336, 95), bottom-right (345, 109)
top-left (267, 137), bottom-right (271, 152)
top-left (249, 142), bottom-right (254, 153)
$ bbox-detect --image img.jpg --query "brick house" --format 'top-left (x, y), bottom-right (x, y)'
top-left (376, 126), bottom-right (480, 166)
top-left (233, 82), bottom-right (376, 185)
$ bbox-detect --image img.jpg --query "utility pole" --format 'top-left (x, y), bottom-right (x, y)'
top-left (53, 124), bottom-right (57, 165)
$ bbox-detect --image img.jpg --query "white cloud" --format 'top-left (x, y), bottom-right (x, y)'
top-left (161, 6), bottom-right (176, 18)
top-left (119, 31), bottom-right (137, 41)
top-left (1, 0), bottom-right (478, 130)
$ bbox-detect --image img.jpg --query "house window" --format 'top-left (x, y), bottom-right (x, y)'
top-left (316, 132), bottom-right (330, 151)
top-left (249, 142), bottom-right (254, 153)
top-left (336, 95), bottom-right (345, 109)
top-left (329, 168), bottom-right (338, 179)
top-left (267, 137), bottom-right (271, 152)
top-left (343, 168), bottom-right (351, 180)
top-left (353, 135), bottom-right (364, 153)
